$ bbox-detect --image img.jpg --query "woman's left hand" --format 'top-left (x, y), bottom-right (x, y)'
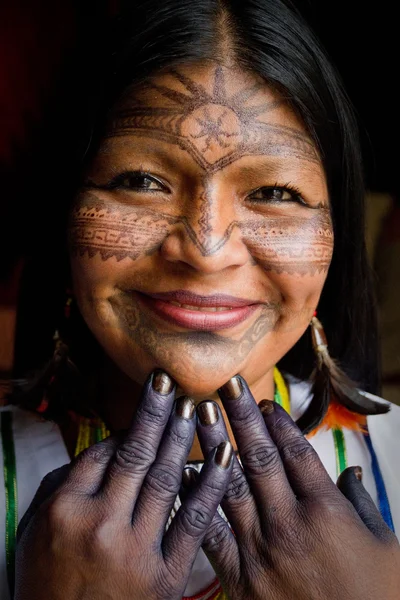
top-left (192, 375), bottom-right (400, 600)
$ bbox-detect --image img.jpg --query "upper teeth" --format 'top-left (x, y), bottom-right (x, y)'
top-left (168, 300), bottom-right (233, 312)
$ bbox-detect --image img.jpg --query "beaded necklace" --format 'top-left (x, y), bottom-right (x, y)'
top-left (1, 369), bottom-right (394, 600)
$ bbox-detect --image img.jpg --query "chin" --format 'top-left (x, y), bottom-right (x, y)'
top-left (175, 381), bottom-right (221, 403)
top-left (165, 366), bottom-right (238, 401)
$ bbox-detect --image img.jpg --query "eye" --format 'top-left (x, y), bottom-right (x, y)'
top-left (105, 171), bottom-right (167, 192)
top-left (248, 185), bottom-right (305, 205)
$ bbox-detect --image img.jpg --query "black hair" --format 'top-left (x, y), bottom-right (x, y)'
top-left (12, 0), bottom-right (382, 432)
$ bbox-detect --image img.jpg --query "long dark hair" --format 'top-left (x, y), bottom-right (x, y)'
top-left (12, 0), bottom-right (382, 433)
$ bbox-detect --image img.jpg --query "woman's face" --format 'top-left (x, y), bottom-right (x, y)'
top-left (69, 63), bottom-right (333, 400)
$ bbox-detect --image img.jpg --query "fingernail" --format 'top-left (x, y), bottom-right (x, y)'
top-left (197, 401), bottom-right (219, 426)
top-left (354, 466), bottom-right (363, 482)
top-left (175, 396), bottom-right (195, 419)
top-left (215, 441), bottom-right (233, 469)
top-left (182, 467), bottom-right (198, 488)
top-left (152, 369), bottom-right (174, 395)
top-left (259, 399), bottom-right (275, 415)
top-left (218, 375), bottom-right (242, 400)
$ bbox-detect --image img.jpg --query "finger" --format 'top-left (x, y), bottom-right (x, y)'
top-left (180, 466), bottom-right (200, 497)
top-left (179, 468), bottom-right (240, 589)
top-left (17, 464), bottom-right (71, 544)
top-left (60, 433), bottom-right (121, 495)
top-left (100, 369), bottom-right (176, 515)
top-left (218, 376), bottom-right (296, 511)
top-left (337, 466), bottom-right (397, 543)
top-left (133, 396), bottom-right (197, 537)
top-left (163, 441), bottom-right (233, 576)
top-left (258, 398), bottom-right (338, 500)
top-left (196, 401), bottom-right (259, 537)
top-left (201, 511), bottom-right (240, 590)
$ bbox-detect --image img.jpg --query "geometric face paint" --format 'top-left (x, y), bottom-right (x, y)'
top-left (70, 192), bottom-right (333, 276)
top-left (68, 63), bottom-right (333, 408)
top-left (107, 66), bottom-right (320, 173)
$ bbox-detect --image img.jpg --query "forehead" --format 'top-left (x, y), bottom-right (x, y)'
top-left (105, 63), bottom-right (321, 173)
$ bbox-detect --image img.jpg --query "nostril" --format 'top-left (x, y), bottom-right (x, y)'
top-left (159, 217), bottom-right (249, 272)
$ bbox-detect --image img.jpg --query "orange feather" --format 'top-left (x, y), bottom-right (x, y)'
top-left (307, 399), bottom-right (367, 438)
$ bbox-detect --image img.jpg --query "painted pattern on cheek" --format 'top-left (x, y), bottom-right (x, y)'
top-left (241, 210), bottom-right (333, 275)
top-left (69, 192), bottom-right (173, 261)
top-left (69, 192), bottom-right (333, 276)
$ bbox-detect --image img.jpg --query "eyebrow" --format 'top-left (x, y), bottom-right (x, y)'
top-left (236, 156), bottom-right (324, 181)
top-left (98, 138), bottom-right (183, 172)
top-left (242, 121), bottom-right (318, 162)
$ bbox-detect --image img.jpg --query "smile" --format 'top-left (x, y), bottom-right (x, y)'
top-left (135, 292), bottom-right (261, 331)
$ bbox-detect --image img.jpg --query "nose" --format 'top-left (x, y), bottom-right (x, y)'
top-left (159, 191), bottom-right (250, 274)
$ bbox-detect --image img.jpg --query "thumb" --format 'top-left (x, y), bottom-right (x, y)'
top-left (17, 463), bottom-right (71, 544)
top-left (336, 466), bottom-right (395, 543)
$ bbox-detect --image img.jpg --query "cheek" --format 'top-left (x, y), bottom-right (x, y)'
top-left (241, 209), bottom-right (333, 324)
top-left (68, 192), bottom-right (173, 327)
top-left (68, 191), bottom-right (174, 264)
top-left (241, 209), bottom-right (334, 277)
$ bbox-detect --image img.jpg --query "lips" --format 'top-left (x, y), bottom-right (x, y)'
top-left (135, 289), bottom-right (262, 331)
top-left (144, 290), bottom-right (258, 308)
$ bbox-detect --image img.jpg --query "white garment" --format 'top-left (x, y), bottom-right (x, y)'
top-left (0, 378), bottom-right (399, 600)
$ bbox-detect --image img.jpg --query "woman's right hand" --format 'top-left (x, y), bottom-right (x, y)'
top-left (15, 369), bottom-right (233, 600)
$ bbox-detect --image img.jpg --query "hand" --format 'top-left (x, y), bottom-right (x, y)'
top-left (192, 375), bottom-right (400, 600)
top-left (15, 370), bottom-right (233, 600)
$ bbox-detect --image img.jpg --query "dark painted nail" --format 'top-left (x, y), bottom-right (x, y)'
top-left (215, 441), bottom-right (233, 469)
top-left (218, 375), bottom-right (242, 400)
top-left (259, 399), bottom-right (275, 415)
top-left (182, 467), bottom-right (198, 488)
top-left (354, 466), bottom-right (363, 482)
top-left (197, 401), bottom-right (219, 426)
top-left (152, 369), bottom-right (174, 395)
top-left (175, 396), bottom-right (195, 419)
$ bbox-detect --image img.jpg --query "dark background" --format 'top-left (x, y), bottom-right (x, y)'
top-left (297, 0), bottom-right (397, 196)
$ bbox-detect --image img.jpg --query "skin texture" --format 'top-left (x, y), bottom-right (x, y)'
top-left (69, 64), bottom-right (332, 436)
top-left (15, 373), bottom-right (234, 600)
top-left (15, 63), bottom-right (400, 600)
top-left (195, 378), bottom-right (400, 600)
top-left (15, 372), bottom-right (400, 600)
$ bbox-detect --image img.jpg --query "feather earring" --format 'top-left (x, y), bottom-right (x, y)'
top-left (297, 314), bottom-right (390, 437)
top-left (12, 290), bottom-right (80, 419)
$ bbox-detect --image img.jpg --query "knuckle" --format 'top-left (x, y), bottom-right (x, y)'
top-left (87, 517), bottom-right (120, 557)
top-left (178, 502), bottom-right (209, 537)
top-left (81, 440), bottom-right (115, 466)
top-left (137, 401), bottom-right (167, 428)
top-left (231, 405), bottom-right (259, 430)
top-left (200, 476), bottom-right (227, 502)
top-left (144, 465), bottom-right (181, 496)
top-left (113, 438), bottom-right (155, 473)
top-left (224, 469), bottom-right (251, 503)
top-left (302, 496), bottom-right (344, 526)
top-left (204, 521), bottom-right (230, 553)
top-left (166, 423), bottom-right (192, 449)
top-left (281, 439), bottom-right (315, 466)
top-left (241, 440), bottom-right (282, 477)
top-left (45, 493), bottom-right (78, 530)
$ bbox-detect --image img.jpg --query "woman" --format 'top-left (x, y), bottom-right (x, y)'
top-left (1, 0), bottom-right (399, 598)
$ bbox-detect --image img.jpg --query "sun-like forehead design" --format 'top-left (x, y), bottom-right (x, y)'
top-left (107, 66), bottom-right (319, 173)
